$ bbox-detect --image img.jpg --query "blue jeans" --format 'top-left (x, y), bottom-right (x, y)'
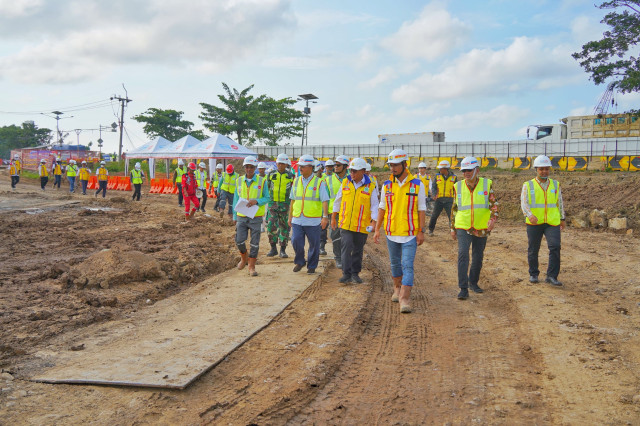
top-left (456, 230), bottom-right (487, 288)
top-left (68, 176), bottom-right (76, 192)
top-left (54, 175), bottom-right (61, 188)
top-left (386, 237), bottom-right (418, 287)
top-left (291, 223), bottom-right (321, 270)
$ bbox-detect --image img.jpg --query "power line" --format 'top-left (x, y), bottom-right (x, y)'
top-left (0, 99), bottom-right (115, 115)
top-left (111, 84), bottom-right (132, 160)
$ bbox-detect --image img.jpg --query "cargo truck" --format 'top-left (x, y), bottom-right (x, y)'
top-left (528, 113), bottom-right (640, 143)
top-left (378, 131), bottom-right (445, 144)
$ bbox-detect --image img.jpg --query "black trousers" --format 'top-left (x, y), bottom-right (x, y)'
top-left (320, 226), bottom-right (327, 245)
top-left (340, 229), bottom-right (368, 276)
top-left (132, 183), bottom-right (142, 201)
top-left (457, 230), bottom-right (488, 289)
top-left (199, 191), bottom-right (208, 210)
top-left (95, 181), bottom-right (107, 197)
top-left (428, 198), bottom-right (453, 231)
top-left (40, 176), bottom-right (48, 189)
top-left (527, 224), bottom-right (561, 279)
top-left (11, 176), bottom-right (19, 188)
top-left (177, 183), bottom-right (183, 205)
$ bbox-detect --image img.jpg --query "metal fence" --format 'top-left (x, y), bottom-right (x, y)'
top-left (251, 138), bottom-right (640, 159)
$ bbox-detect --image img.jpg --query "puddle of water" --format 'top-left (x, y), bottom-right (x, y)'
top-left (83, 207), bottom-right (122, 212)
top-left (25, 209), bottom-right (46, 215)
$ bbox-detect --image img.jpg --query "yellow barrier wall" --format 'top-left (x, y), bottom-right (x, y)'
top-left (513, 157), bottom-right (531, 169)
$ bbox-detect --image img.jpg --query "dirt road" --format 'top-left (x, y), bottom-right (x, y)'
top-left (1, 171), bottom-right (639, 424)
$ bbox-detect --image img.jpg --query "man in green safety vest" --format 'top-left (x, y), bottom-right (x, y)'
top-left (217, 163), bottom-right (239, 220)
top-left (521, 155), bottom-right (566, 287)
top-left (195, 162), bottom-right (208, 212)
top-left (66, 159), bottom-right (78, 193)
top-left (131, 162), bottom-right (146, 201)
top-left (327, 155), bottom-right (350, 269)
top-left (173, 159), bottom-right (186, 207)
top-left (234, 156), bottom-right (270, 276)
top-left (266, 153), bottom-right (295, 258)
top-left (211, 163), bottom-right (224, 212)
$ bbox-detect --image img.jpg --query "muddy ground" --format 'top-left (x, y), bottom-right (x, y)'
top-left (0, 169), bottom-right (639, 425)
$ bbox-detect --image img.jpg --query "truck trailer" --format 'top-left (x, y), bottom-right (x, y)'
top-left (378, 131), bottom-right (445, 144)
top-left (528, 113), bottom-right (640, 143)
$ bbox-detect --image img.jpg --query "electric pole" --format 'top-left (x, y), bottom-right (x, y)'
top-left (111, 86), bottom-right (132, 161)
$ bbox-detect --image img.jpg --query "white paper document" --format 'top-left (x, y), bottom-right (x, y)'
top-left (234, 197), bottom-right (259, 218)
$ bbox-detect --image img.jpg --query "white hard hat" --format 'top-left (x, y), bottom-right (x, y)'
top-left (82, 160), bottom-right (87, 164)
top-left (199, 162), bottom-right (206, 168)
top-left (349, 158), bottom-right (368, 171)
top-left (298, 154), bottom-right (315, 167)
top-left (177, 159), bottom-right (184, 166)
top-left (216, 163), bottom-right (223, 169)
top-left (267, 166), bottom-right (275, 174)
top-left (533, 155), bottom-right (552, 168)
top-left (14, 154), bottom-right (19, 159)
top-left (243, 156), bottom-right (258, 167)
top-left (257, 162), bottom-right (267, 169)
top-left (70, 159), bottom-right (76, 164)
top-left (335, 155), bottom-right (350, 165)
top-left (365, 162), bottom-right (371, 172)
top-left (418, 162), bottom-right (427, 168)
top-left (314, 160), bottom-right (324, 172)
top-left (276, 153), bottom-right (290, 165)
top-left (460, 156), bottom-right (479, 171)
top-left (100, 161), bottom-right (106, 165)
top-left (40, 159), bottom-right (46, 163)
top-left (325, 159), bottom-right (335, 166)
top-left (135, 162), bottom-right (141, 170)
top-left (437, 160), bottom-right (451, 169)
top-left (387, 149), bottom-right (408, 164)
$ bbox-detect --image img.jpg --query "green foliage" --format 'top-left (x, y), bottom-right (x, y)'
top-left (572, 1), bottom-right (640, 95)
top-left (200, 83), bottom-right (304, 146)
top-left (0, 122), bottom-right (52, 158)
top-left (132, 108), bottom-right (207, 141)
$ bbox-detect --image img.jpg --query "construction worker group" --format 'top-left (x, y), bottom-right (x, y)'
top-left (7, 151), bottom-right (565, 313)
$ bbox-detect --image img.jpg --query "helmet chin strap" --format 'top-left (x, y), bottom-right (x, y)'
top-left (392, 162), bottom-right (406, 179)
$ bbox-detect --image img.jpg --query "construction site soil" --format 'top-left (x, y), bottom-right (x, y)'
top-left (1, 169), bottom-right (640, 424)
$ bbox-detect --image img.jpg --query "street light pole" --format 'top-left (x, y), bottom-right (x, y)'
top-left (298, 94), bottom-right (318, 147)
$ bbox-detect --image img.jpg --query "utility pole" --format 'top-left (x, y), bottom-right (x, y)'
top-left (297, 94), bottom-right (318, 147)
top-left (52, 111), bottom-right (64, 145)
top-left (111, 85), bottom-right (132, 161)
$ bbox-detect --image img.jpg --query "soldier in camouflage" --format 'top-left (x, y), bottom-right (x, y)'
top-left (266, 153), bottom-right (296, 258)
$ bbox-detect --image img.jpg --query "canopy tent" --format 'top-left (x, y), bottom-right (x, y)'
top-left (123, 133), bottom-right (259, 178)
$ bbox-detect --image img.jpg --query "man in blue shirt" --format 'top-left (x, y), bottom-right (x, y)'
top-left (234, 156), bottom-right (271, 276)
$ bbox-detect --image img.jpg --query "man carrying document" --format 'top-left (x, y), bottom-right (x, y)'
top-left (234, 156), bottom-right (270, 277)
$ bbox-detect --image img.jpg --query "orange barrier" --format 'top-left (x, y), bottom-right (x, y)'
top-left (107, 176), bottom-right (118, 190)
top-left (163, 182), bottom-right (176, 194)
top-left (119, 176), bottom-right (132, 191)
top-left (115, 177), bottom-right (125, 190)
top-left (87, 176), bottom-right (97, 190)
top-left (149, 178), bottom-right (163, 193)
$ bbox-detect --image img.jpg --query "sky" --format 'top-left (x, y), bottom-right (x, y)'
top-left (0, 0), bottom-right (638, 155)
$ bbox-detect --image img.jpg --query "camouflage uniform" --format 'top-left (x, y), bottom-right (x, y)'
top-left (266, 169), bottom-right (295, 247)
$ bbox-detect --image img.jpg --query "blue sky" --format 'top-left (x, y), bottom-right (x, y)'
top-left (0, 0), bottom-right (637, 154)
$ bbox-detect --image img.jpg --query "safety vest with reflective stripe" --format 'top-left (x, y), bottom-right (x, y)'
top-left (525, 178), bottom-right (561, 226)
top-left (40, 164), bottom-right (48, 177)
top-left (339, 175), bottom-right (376, 234)
top-left (67, 165), bottom-right (77, 177)
top-left (14, 160), bottom-right (21, 173)
top-left (418, 174), bottom-right (430, 196)
top-left (328, 173), bottom-right (346, 214)
top-left (269, 170), bottom-right (295, 203)
top-left (53, 163), bottom-right (62, 176)
top-left (175, 167), bottom-right (185, 183)
top-left (382, 173), bottom-right (422, 236)
top-left (211, 172), bottom-right (222, 187)
top-left (454, 178), bottom-right (492, 230)
top-left (195, 170), bottom-right (207, 189)
top-left (78, 167), bottom-right (90, 180)
top-left (291, 175), bottom-right (323, 218)
top-left (10, 163), bottom-right (18, 176)
top-left (435, 173), bottom-right (456, 197)
top-left (131, 170), bottom-right (142, 184)
top-left (237, 175), bottom-right (267, 218)
top-left (220, 172), bottom-right (239, 193)
top-left (97, 167), bottom-right (108, 181)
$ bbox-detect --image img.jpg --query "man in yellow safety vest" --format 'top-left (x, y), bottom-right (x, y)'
top-left (428, 159), bottom-right (457, 235)
top-left (51, 157), bottom-right (63, 189)
top-left (451, 157), bottom-right (498, 300)
top-left (234, 156), bottom-right (270, 276)
top-left (374, 149), bottom-right (426, 313)
top-left (327, 154), bottom-right (350, 268)
top-left (38, 159), bottom-right (49, 190)
top-left (78, 160), bottom-right (91, 195)
top-left (66, 159), bottom-right (78, 193)
top-left (131, 162), bottom-right (146, 201)
top-left (9, 158), bottom-right (20, 191)
top-left (195, 162), bottom-right (208, 212)
top-left (211, 163), bottom-right (224, 212)
top-left (521, 155), bottom-right (565, 286)
top-left (95, 161), bottom-right (109, 198)
top-left (173, 159), bottom-right (186, 207)
top-left (288, 154), bottom-right (330, 274)
top-left (217, 164), bottom-right (239, 220)
top-left (332, 158), bottom-right (378, 284)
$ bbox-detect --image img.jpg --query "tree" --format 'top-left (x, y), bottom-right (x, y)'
top-left (0, 122), bottom-right (52, 158)
top-left (132, 108), bottom-right (207, 141)
top-left (572, 1), bottom-right (640, 95)
top-left (199, 83), bottom-right (304, 146)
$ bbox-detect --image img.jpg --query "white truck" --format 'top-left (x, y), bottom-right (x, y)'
top-left (528, 113), bottom-right (640, 143)
top-left (378, 131), bottom-right (445, 144)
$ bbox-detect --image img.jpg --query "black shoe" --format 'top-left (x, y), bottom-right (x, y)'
top-left (339, 274), bottom-right (352, 283)
top-left (293, 264), bottom-right (303, 272)
top-left (335, 260), bottom-right (342, 269)
top-left (179, 204), bottom-right (184, 207)
top-left (529, 275), bottom-right (539, 283)
top-left (201, 209), bottom-right (206, 213)
top-left (307, 268), bottom-right (316, 274)
top-left (319, 248), bottom-right (327, 255)
top-left (352, 274), bottom-right (363, 284)
top-left (470, 284), bottom-right (483, 293)
top-left (279, 247), bottom-right (288, 258)
top-left (546, 277), bottom-right (563, 286)
top-left (457, 288), bottom-right (469, 300)
top-left (266, 244), bottom-right (278, 257)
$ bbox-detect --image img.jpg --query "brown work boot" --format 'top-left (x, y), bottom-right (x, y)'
top-left (399, 285), bottom-right (412, 313)
top-left (237, 251), bottom-right (248, 270)
top-left (248, 257), bottom-right (258, 276)
top-left (391, 276), bottom-right (402, 303)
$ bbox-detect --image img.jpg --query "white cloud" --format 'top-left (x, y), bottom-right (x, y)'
top-left (571, 15), bottom-right (604, 44)
top-left (0, 0), bottom-right (294, 84)
top-left (381, 2), bottom-right (471, 61)
top-left (392, 36), bottom-right (580, 104)
top-left (358, 67), bottom-right (397, 89)
top-left (569, 106), bottom-right (590, 116)
top-left (353, 46), bottom-right (379, 70)
top-left (423, 105), bottom-right (530, 132)
top-left (0, 0), bottom-right (43, 17)
top-left (261, 56), bottom-right (331, 70)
